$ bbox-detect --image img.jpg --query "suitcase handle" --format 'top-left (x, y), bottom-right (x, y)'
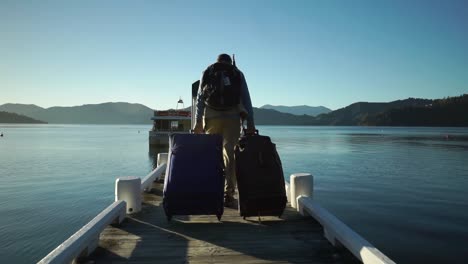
top-left (241, 119), bottom-right (258, 136)
top-left (241, 126), bottom-right (258, 136)
top-left (190, 129), bottom-right (206, 134)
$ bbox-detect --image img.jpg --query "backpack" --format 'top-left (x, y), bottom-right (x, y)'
top-left (202, 62), bottom-right (242, 110)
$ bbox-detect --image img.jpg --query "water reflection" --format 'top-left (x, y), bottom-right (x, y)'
top-left (342, 132), bottom-right (468, 151)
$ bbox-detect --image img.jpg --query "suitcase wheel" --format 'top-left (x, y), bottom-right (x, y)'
top-left (216, 214), bottom-right (222, 221)
top-left (243, 216), bottom-right (246, 220)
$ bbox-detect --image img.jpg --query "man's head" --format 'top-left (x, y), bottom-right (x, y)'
top-left (217, 54), bottom-right (232, 65)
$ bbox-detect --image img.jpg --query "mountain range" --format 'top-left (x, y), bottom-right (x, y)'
top-left (314, 98), bottom-right (433, 125)
top-left (1, 94), bottom-right (467, 126)
top-left (260, 104), bottom-right (331, 116)
top-left (0, 102), bottom-right (153, 124)
top-left (0, 103), bottom-right (329, 125)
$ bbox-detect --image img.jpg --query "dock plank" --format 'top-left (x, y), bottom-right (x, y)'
top-left (84, 182), bottom-right (359, 264)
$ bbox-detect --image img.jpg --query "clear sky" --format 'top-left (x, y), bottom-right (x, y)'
top-left (1, 0), bottom-right (467, 110)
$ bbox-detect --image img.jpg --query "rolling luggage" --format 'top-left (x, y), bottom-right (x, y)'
top-left (163, 133), bottom-right (224, 221)
top-left (235, 129), bottom-right (287, 218)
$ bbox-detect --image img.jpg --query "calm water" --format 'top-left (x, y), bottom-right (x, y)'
top-left (0, 125), bottom-right (467, 264)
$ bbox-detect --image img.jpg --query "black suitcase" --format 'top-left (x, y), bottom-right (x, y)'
top-left (235, 130), bottom-right (287, 218)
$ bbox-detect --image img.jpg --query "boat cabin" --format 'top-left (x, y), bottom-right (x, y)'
top-left (151, 110), bottom-right (191, 132)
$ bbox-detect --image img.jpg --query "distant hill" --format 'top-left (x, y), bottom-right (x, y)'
top-left (0, 104), bottom-right (45, 116)
top-left (315, 98), bottom-right (433, 125)
top-left (253, 108), bottom-right (317, 125)
top-left (260, 104), bottom-right (331, 116)
top-left (0, 103), bottom-right (153, 124)
top-left (0, 111), bottom-right (47, 124)
top-left (368, 94), bottom-right (468, 126)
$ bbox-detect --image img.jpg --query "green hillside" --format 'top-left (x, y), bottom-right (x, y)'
top-left (0, 111), bottom-right (47, 123)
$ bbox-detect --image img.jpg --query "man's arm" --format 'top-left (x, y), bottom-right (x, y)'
top-left (194, 71), bottom-right (206, 133)
top-left (239, 72), bottom-right (255, 131)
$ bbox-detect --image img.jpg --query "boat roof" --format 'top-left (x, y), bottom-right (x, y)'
top-left (156, 110), bottom-right (190, 115)
top-left (151, 116), bottom-right (191, 120)
top-left (151, 110), bottom-right (191, 120)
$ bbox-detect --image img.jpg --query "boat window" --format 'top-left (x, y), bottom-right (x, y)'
top-left (171, 121), bottom-right (179, 130)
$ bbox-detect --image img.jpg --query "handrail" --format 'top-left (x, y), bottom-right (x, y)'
top-left (298, 197), bottom-right (396, 264)
top-left (39, 165), bottom-right (395, 264)
top-left (288, 174), bottom-right (395, 264)
top-left (39, 156), bottom-right (168, 263)
top-left (37, 200), bottom-right (126, 264)
top-left (141, 163), bottom-right (167, 192)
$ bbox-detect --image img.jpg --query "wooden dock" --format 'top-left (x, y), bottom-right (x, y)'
top-left (83, 182), bottom-right (359, 264)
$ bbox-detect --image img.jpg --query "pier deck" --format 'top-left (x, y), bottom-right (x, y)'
top-left (85, 182), bottom-right (359, 264)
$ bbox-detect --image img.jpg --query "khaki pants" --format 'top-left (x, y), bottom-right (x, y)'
top-left (204, 118), bottom-right (240, 198)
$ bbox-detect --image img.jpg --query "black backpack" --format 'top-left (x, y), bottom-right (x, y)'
top-left (202, 62), bottom-right (242, 110)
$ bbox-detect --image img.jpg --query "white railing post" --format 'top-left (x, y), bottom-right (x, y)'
top-left (290, 173), bottom-right (313, 210)
top-left (115, 176), bottom-right (142, 214)
top-left (157, 153), bottom-right (168, 167)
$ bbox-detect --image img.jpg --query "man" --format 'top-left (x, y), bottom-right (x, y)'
top-left (194, 53), bottom-right (256, 207)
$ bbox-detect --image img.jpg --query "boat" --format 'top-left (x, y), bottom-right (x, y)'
top-left (149, 98), bottom-right (191, 150)
top-left (38, 81), bottom-right (396, 264)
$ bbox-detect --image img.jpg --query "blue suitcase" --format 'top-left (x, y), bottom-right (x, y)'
top-left (163, 133), bottom-right (224, 221)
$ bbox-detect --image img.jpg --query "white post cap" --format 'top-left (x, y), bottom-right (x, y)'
top-left (157, 153), bottom-right (168, 167)
top-left (290, 173), bottom-right (313, 209)
top-left (115, 176), bottom-right (142, 214)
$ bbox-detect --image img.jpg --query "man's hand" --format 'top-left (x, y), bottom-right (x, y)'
top-left (245, 124), bottom-right (256, 135)
top-left (193, 122), bottom-right (204, 134)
